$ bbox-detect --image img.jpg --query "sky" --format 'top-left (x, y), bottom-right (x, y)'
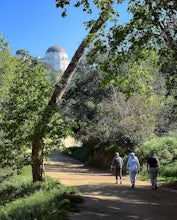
top-left (0, 0), bottom-right (131, 60)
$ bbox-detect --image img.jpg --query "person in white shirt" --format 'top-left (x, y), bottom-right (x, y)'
top-left (126, 152), bottom-right (140, 188)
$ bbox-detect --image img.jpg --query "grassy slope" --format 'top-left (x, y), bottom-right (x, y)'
top-left (0, 166), bottom-right (83, 220)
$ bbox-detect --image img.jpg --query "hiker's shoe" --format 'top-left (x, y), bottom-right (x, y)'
top-left (155, 184), bottom-right (158, 189)
top-left (115, 180), bottom-right (118, 184)
top-left (120, 181), bottom-right (122, 184)
top-left (131, 183), bottom-right (134, 188)
top-left (152, 185), bottom-right (155, 190)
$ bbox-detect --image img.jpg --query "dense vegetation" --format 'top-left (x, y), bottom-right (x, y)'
top-left (0, 0), bottom-right (176, 217)
top-left (0, 166), bottom-right (83, 220)
top-left (59, 0), bottom-right (177, 179)
top-left (68, 132), bottom-right (177, 182)
top-left (0, 0), bottom-right (176, 183)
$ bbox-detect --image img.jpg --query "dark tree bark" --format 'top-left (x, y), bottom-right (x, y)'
top-left (31, 9), bottom-right (111, 182)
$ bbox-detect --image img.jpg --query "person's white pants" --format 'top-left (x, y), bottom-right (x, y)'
top-left (130, 170), bottom-right (137, 184)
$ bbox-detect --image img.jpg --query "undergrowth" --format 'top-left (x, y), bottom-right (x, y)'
top-left (0, 166), bottom-right (83, 220)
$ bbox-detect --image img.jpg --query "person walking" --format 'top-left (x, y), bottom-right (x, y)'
top-left (111, 152), bottom-right (123, 184)
top-left (147, 153), bottom-right (159, 190)
top-left (126, 152), bottom-right (140, 188)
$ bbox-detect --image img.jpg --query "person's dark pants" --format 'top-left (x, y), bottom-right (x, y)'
top-left (115, 168), bottom-right (122, 181)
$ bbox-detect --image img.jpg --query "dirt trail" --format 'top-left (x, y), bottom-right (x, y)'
top-left (45, 151), bottom-right (177, 220)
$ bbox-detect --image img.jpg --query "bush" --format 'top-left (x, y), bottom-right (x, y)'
top-left (160, 161), bottom-right (177, 177)
top-left (68, 145), bottom-right (94, 162)
top-left (0, 166), bottom-right (83, 220)
top-left (68, 143), bottom-right (128, 172)
top-left (136, 131), bottom-right (177, 179)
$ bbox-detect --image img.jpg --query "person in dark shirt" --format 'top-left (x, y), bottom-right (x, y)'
top-left (147, 153), bottom-right (159, 189)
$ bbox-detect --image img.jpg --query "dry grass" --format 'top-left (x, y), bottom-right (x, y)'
top-left (62, 136), bottom-right (82, 148)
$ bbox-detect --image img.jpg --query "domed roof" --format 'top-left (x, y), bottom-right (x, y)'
top-left (46, 45), bottom-right (65, 53)
top-left (16, 49), bottom-right (25, 55)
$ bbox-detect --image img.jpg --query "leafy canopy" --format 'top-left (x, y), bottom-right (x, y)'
top-left (0, 46), bottom-right (70, 169)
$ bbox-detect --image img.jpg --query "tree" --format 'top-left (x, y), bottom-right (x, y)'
top-left (0, 34), bottom-right (14, 99)
top-left (88, 0), bottom-right (177, 96)
top-left (31, 0), bottom-right (117, 182)
top-left (0, 35), bottom-right (16, 166)
top-left (0, 47), bottom-right (71, 179)
top-left (63, 50), bottom-right (165, 147)
top-left (31, 0), bottom-right (177, 181)
top-left (61, 57), bottom-right (110, 121)
top-left (1, 0), bottom-right (176, 182)
top-left (61, 56), bottom-right (112, 147)
top-left (0, 1), bottom-right (118, 182)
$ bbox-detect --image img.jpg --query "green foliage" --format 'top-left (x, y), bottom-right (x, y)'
top-left (69, 143), bottom-right (127, 170)
top-left (55, 0), bottom-right (122, 17)
top-left (61, 57), bottom-right (110, 133)
top-left (136, 131), bottom-right (177, 178)
top-left (96, 92), bottom-right (158, 145)
top-left (0, 167), bottom-right (14, 185)
top-left (42, 62), bottom-right (61, 84)
top-left (160, 161), bottom-right (177, 178)
top-left (0, 34), bottom-right (16, 106)
top-left (155, 95), bottom-right (177, 134)
top-left (86, 0), bottom-right (177, 97)
top-left (0, 166), bottom-right (83, 220)
top-left (2, 0), bottom-right (177, 181)
top-left (0, 37), bottom-right (72, 171)
top-left (92, 49), bottom-right (161, 99)
top-left (0, 53), bottom-right (52, 168)
top-left (62, 49), bottom-right (174, 150)
top-left (69, 145), bottom-right (94, 162)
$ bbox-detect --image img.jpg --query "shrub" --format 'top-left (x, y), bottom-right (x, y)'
top-left (0, 166), bottom-right (83, 220)
top-left (136, 131), bottom-right (177, 179)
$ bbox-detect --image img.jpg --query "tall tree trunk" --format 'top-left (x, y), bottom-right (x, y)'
top-left (31, 8), bottom-right (111, 182)
top-left (32, 135), bottom-right (46, 182)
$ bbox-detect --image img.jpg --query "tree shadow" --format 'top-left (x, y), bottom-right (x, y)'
top-left (46, 151), bottom-right (177, 220)
top-left (69, 183), bottom-right (177, 220)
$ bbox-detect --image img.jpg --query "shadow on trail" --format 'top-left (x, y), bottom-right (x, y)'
top-left (45, 151), bottom-right (177, 220)
top-left (70, 183), bottom-right (177, 220)
top-left (45, 150), bottom-right (109, 174)
top-left (45, 162), bottom-right (110, 175)
top-left (47, 150), bottom-right (83, 164)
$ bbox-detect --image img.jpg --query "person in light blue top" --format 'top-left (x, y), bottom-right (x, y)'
top-left (126, 152), bottom-right (140, 188)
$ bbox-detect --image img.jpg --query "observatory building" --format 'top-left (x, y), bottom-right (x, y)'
top-left (40, 45), bottom-right (70, 71)
top-left (16, 45), bottom-right (70, 72)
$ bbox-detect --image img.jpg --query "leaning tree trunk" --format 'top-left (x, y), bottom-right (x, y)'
top-left (31, 8), bottom-right (112, 182)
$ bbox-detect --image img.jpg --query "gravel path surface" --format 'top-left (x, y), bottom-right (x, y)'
top-left (45, 151), bottom-right (177, 220)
